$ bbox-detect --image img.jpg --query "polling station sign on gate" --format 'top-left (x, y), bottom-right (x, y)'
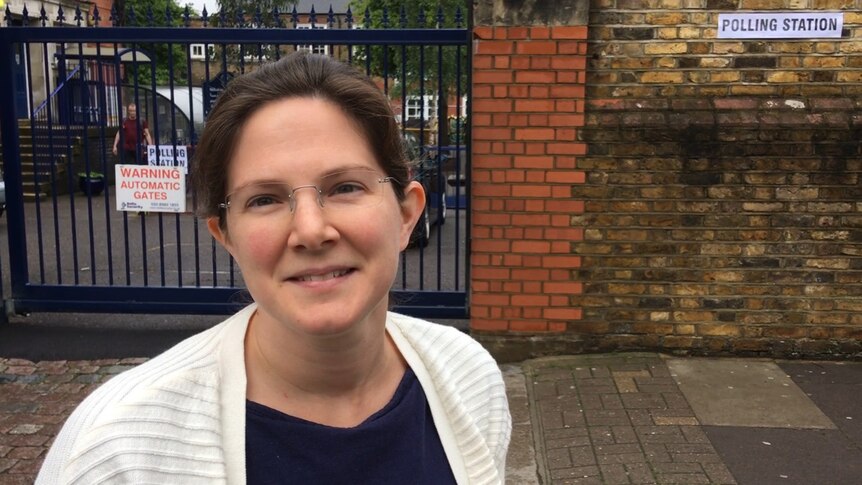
top-left (115, 165), bottom-right (186, 213)
top-left (147, 145), bottom-right (189, 174)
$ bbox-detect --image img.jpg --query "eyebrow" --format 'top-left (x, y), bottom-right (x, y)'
top-left (228, 163), bottom-right (381, 193)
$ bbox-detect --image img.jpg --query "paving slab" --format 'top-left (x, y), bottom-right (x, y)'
top-left (666, 358), bottom-right (835, 429)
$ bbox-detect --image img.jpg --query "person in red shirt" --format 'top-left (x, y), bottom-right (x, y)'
top-left (112, 103), bottom-right (153, 164)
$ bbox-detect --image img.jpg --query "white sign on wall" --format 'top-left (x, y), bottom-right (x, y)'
top-left (115, 164), bottom-right (186, 213)
top-left (147, 145), bottom-right (189, 174)
top-left (717, 12), bottom-right (843, 39)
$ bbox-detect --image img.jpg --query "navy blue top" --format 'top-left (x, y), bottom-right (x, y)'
top-left (245, 368), bottom-right (456, 484)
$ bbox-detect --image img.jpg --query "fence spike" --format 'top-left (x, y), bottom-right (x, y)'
top-left (363, 6), bottom-right (371, 29)
top-left (309, 5), bottom-right (316, 27)
top-left (201, 6), bottom-right (209, 26)
top-left (436, 5), bottom-right (444, 28)
top-left (399, 5), bottom-right (407, 28)
top-left (22, 4), bottom-right (29, 23)
top-left (455, 6), bottom-right (463, 28)
top-left (39, 5), bottom-right (47, 26)
top-left (146, 5), bottom-right (155, 26)
top-left (417, 6), bottom-right (426, 27)
top-left (327, 5), bottom-right (334, 28)
top-left (182, 5), bottom-right (191, 27)
top-left (290, 5), bottom-right (298, 28)
top-left (92, 5), bottom-right (101, 25)
top-left (4, 6), bottom-right (12, 26)
top-left (234, 7), bottom-right (244, 26)
top-left (218, 7), bottom-right (226, 26)
top-left (272, 6), bottom-right (283, 28)
top-left (381, 6), bottom-right (389, 29)
top-left (128, 5), bottom-right (137, 26)
top-left (345, 6), bottom-right (353, 28)
top-left (253, 5), bottom-right (262, 28)
top-left (109, 3), bottom-right (119, 26)
top-left (165, 4), bottom-right (173, 25)
top-left (73, 5), bottom-right (83, 26)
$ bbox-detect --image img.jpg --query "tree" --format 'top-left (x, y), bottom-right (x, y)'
top-left (210, 0), bottom-right (299, 68)
top-left (349, 0), bottom-right (469, 145)
top-left (119, 0), bottom-right (189, 86)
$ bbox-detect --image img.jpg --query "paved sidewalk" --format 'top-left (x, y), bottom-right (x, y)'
top-left (516, 354), bottom-right (735, 484)
top-left (2, 353), bottom-right (861, 484)
top-left (505, 353), bottom-right (862, 485)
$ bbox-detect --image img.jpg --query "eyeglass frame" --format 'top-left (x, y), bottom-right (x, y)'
top-left (217, 170), bottom-right (401, 215)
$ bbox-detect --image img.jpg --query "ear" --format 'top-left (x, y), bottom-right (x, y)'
top-left (207, 216), bottom-right (234, 256)
top-left (398, 181), bottom-right (426, 251)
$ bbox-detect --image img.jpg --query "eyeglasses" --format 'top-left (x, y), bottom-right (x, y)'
top-left (220, 169), bottom-right (399, 220)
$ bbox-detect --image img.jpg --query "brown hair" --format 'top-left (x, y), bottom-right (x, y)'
top-left (190, 51), bottom-right (410, 228)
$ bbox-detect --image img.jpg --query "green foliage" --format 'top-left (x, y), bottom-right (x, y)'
top-left (119, 0), bottom-right (189, 86)
top-left (78, 171), bottom-right (105, 179)
top-left (214, 0), bottom-right (298, 21)
top-left (209, 1), bottom-right (298, 68)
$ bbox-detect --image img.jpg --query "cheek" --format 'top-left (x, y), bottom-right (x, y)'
top-left (235, 228), bottom-right (284, 267)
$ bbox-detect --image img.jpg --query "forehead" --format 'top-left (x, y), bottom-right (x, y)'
top-left (226, 97), bottom-right (380, 189)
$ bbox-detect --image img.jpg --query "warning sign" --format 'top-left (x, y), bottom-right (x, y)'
top-left (115, 164), bottom-right (186, 213)
top-left (147, 145), bottom-right (189, 174)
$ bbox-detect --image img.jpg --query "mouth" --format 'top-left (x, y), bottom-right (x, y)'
top-left (288, 268), bottom-right (355, 283)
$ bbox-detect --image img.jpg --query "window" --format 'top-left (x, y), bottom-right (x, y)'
top-left (296, 23), bottom-right (329, 56)
top-left (190, 44), bottom-right (214, 60)
top-left (190, 44), bottom-right (204, 60)
top-left (405, 95), bottom-right (438, 121)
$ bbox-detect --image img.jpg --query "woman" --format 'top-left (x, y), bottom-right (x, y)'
top-left (38, 52), bottom-right (511, 484)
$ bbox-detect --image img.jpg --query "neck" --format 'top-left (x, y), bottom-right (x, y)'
top-left (245, 306), bottom-right (400, 399)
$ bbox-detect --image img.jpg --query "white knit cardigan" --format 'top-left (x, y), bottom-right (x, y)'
top-left (37, 305), bottom-right (511, 484)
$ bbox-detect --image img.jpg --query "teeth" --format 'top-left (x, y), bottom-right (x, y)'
top-left (297, 269), bottom-right (349, 282)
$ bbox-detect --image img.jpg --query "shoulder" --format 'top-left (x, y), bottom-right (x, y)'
top-left (387, 313), bottom-right (498, 376)
top-left (386, 314), bottom-right (508, 422)
top-left (36, 312), bottom-right (248, 484)
top-left (387, 313), bottom-right (511, 482)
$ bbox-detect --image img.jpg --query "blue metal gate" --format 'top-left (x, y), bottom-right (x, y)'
top-left (0, 4), bottom-right (470, 319)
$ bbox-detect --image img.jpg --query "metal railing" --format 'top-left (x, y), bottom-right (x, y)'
top-left (0, 2), bottom-right (470, 318)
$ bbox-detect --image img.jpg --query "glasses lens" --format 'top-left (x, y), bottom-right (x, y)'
top-left (319, 170), bottom-right (387, 209)
top-left (229, 183), bottom-right (293, 215)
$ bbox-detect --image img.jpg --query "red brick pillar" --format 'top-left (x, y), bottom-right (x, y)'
top-left (470, 5), bottom-right (588, 359)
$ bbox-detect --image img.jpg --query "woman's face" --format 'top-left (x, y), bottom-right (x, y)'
top-left (208, 96), bottom-right (424, 336)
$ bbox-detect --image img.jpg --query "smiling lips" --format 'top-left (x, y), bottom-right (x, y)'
top-left (289, 268), bottom-right (354, 283)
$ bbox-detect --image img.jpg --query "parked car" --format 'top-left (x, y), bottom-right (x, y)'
top-left (403, 132), bottom-right (446, 247)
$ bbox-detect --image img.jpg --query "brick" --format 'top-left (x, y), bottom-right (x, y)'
top-left (514, 99), bottom-right (555, 112)
top-left (475, 41), bottom-right (513, 55)
top-left (529, 26), bottom-right (550, 39)
top-left (551, 26), bottom-right (588, 39)
top-left (472, 99), bottom-right (512, 113)
top-left (514, 128), bottom-right (555, 141)
top-left (514, 71), bottom-right (557, 84)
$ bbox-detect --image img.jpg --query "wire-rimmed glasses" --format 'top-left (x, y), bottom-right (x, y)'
top-left (219, 169), bottom-right (399, 221)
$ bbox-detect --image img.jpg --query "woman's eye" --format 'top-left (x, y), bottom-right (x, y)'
top-left (331, 182), bottom-right (365, 196)
top-left (246, 195), bottom-right (279, 208)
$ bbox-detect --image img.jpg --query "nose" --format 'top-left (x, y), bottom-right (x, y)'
top-left (286, 188), bottom-right (339, 250)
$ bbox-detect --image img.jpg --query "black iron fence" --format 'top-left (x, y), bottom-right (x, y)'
top-left (0, 2), bottom-right (470, 318)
